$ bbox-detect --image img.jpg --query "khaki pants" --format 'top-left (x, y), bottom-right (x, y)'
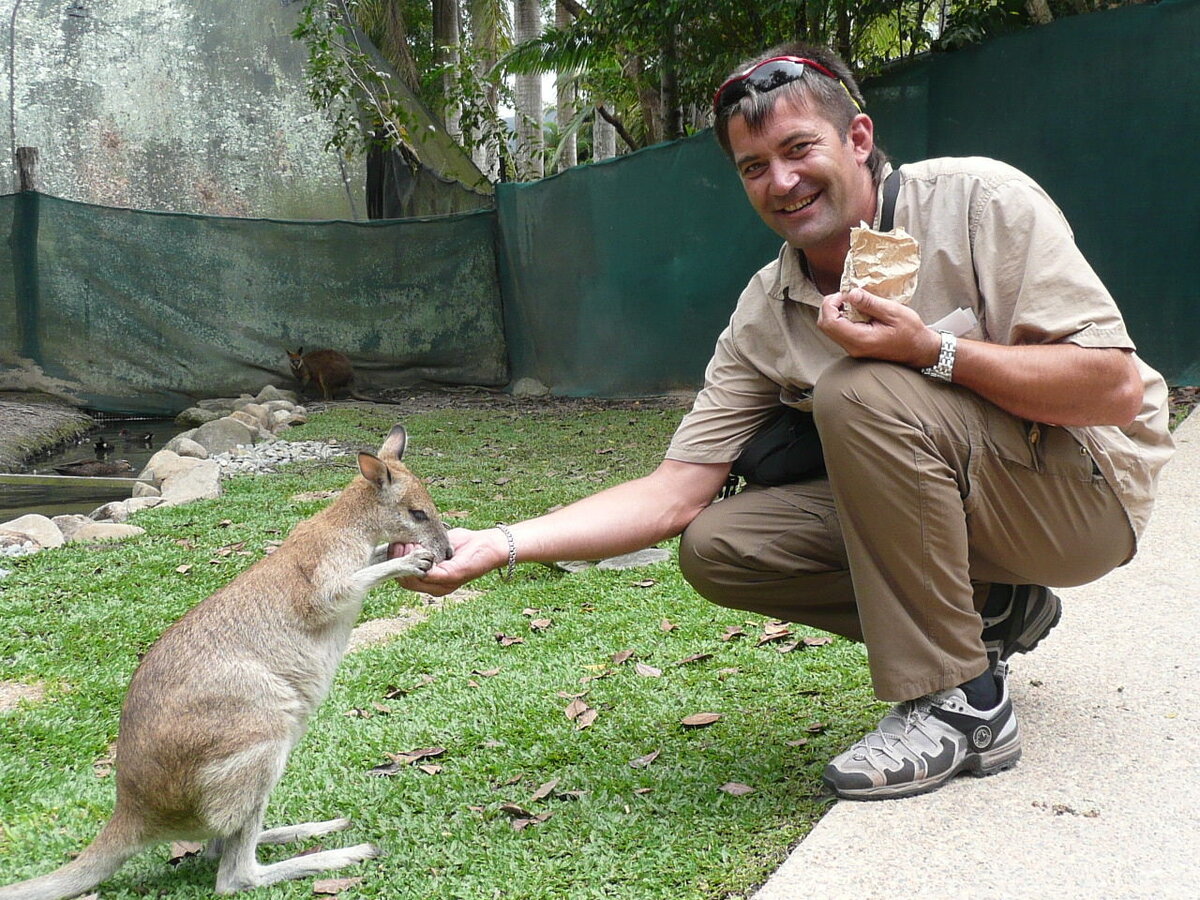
top-left (679, 359), bottom-right (1134, 702)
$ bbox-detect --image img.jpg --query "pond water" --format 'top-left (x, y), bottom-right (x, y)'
top-left (0, 418), bottom-right (184, 521)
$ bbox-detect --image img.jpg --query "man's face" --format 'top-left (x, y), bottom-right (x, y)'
top-left (728, 95), bottom-right (875, 253)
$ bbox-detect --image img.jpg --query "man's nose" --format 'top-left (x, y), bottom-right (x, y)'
top-left (766, 160), bottom-right (799, 194)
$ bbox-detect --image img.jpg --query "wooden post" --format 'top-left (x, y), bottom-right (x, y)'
top-left (11, 147), bottom-right (43, 362)
top-left (16, 146), bottom-right (39, 192)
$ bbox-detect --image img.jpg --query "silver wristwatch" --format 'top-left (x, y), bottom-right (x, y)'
top-left (920, 330), bottom-right (957, 382)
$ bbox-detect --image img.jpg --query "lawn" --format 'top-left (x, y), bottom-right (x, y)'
top-left (0, 404), bottom-right (880, 899)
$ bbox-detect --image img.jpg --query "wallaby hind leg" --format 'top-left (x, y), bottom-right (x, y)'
top-left (215, 820), bottom-right (378, 895)
top-left (205, 818), bottom-right (352, 859)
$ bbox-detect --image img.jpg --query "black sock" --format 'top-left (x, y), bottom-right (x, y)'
top-left (959, 670), bottom-right (999, 710)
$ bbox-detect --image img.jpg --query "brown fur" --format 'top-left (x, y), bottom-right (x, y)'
top-left (0, 425), bottom-right (451, 899)
top-left (287, 348), bottom-right (356, 401)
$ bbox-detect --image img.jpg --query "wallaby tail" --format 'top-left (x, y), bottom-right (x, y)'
top-left (0, 813), bottom-right (141, 900)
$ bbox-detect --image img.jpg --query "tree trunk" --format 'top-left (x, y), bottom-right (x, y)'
top-left (514, 0), bottom-right (543, 180)
top-left (433, 0), bottom-right (462, 140)
top-left (555, 1), bottom-right (577, 171)
top-left (593, 109), bottom-right (616, 161)
top-left (1025, 0), bottom-right (1054, 25)
top-left (467, 0), bottom-right (502, 180)
top-left (660, 24), bottom-right (682, 141)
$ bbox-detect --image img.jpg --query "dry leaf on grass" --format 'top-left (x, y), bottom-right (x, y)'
top-left (312, 876), bottom-right (364, 895)
top-left (634, 663), bottom-right (662, 678)
top-left (530, 778), bottom-right (560, 802)
top-left (612, 649), bottom-right (636, 665)
top-left (719, 782), bottom-right (756, 797)
top-left (629, 749), bottom-right (662, 769)
top-left (367, 747), bottom-right (446, 776)
top-left (681, 712), bottom-right (722, 728)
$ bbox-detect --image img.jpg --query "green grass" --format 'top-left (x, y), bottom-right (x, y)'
top-left (0, 406), bottom-right (881, 899)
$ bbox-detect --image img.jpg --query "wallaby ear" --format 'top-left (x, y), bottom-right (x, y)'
top-left (358, 451), bottom-right (391, 487)
top-left (378, 424), bottom-right (408, 462)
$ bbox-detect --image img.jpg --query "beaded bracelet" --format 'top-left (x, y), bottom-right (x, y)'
top-left (495, 523), bottom-right (517, 581)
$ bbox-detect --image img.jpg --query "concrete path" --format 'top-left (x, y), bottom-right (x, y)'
top-left (754, 410), bottom-right (1199, 900)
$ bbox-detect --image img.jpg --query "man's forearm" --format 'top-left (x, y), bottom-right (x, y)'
top-left (508, 460), bottom-right (730, 564)
top-left (949, 341), bottom-right (1143, 427)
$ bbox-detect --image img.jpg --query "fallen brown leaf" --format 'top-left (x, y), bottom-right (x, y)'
top-left (564, 699), bottom-right (589, 720)
top-left (495, 633), bottom-right (525, 647)
top-left (575, 708), bottom-right (598, 729)
top-left (634, 663), bottom-right (662, 678)
top-left (612, 649), bottom-right (636, 666)
top-left (530, 778), bottom-right (560, 802)
top-left (312, 876), bottom-right (363, 895)
top-left (681, 712), bottom-right (722, 728)
top-left (719, 782), bottom-right (756, 797)
top-left (674, 653), bottom-right (713, 666)
top-left (660, 619), bottom-right (678, 632)
top-left (803, 636), bottom-right (834, 647)
top-left (629, 749), bottom-right (662, 769)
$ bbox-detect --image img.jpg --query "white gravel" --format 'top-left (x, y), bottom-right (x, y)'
top-left (208, 438), bottom-right (350, 478)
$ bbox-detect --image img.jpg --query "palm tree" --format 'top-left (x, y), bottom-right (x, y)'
top-left (513, 0), bottom-right (544, 180)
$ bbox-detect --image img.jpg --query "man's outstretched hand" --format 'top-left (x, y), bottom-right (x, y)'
top-left (389, 527), bottom-right (506, 596)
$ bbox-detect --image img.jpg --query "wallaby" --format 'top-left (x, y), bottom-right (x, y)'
top-left (0, 424), bottom-right (451, 899)
top-left (287, 348), bottom-right (364, 402)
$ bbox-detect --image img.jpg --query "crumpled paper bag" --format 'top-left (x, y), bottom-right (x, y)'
top-left (839, 222), bottom-right (921, 323)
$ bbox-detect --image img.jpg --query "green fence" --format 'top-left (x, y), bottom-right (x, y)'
top-left (1, 194), bottom-right (507, 414)
top-left (2, 0), bottom-right (1197, 415)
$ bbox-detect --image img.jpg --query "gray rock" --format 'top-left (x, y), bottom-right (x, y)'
top-left (140, 449), bottom-right (203, 485)
top-left (175, 407), bottom-right (222, 427)
top-left (51, 514), bottom-right (92, 542)
top-left (192, 417), bottom-right (258, 454)
top-left (163, 430), bottom-right (198, 454)
top-left (511, 377), bottom-right (550, 398)
top-left (131, 480), bottom-right (162, 499)
top-left (169, 437), bottom-right (208, 460)
top-left (256, 384), bottom-right (299, 404)
top-left (197, 397), bottom-right (238, 412)
top-left (0, 514), bottom-right (64, 549)
top-left (595, 548), bottom-right (672, 570)
top-left (262, 399), bottom-right (297, 414)
top-left (159, 460), bottom-right (222, 506)
top-left (0, 529), bottom-right (41, 556)
top-left (69, 523), bottom-right (145, 543)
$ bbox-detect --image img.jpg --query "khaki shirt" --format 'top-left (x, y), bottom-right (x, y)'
top-left (667, 157), bottom-right (1173, 539)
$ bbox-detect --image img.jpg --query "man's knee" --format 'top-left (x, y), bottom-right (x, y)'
top-left (812, 358), bottom-right (918, 426)
top-left (678, 507), bottom-right (731, 599)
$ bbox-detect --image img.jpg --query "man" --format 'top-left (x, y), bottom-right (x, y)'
top-left (401, 42), bottom-right (1173, 801)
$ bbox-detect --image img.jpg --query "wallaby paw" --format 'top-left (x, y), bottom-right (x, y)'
top-left (399, 548), bottom-right (436, 573)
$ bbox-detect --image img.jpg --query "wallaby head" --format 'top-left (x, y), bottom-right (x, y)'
top-left (356, 425), bottom-right (452, 563)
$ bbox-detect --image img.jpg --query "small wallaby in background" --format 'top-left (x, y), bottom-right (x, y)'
top-left (0, 424), bottom-right (451, 899)
top-left (287, 347), bottom-right (360, 401)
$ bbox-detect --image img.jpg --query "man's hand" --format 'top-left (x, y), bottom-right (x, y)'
top-left (389, 527), bottom-right (504, 596)
top-left (817, 288), bottom-right (941, 368)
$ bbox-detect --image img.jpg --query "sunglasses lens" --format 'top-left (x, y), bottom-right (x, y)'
top-left (714, 59), bottom-right (809, 114)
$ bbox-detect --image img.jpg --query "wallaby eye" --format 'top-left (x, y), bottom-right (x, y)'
top-left (409, 509), bottom-right (429, 522)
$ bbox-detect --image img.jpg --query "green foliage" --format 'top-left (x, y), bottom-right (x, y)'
top-left (292, 0), bottom-right (422, 160)
top-left (0, 405), bottom-right (881, 898)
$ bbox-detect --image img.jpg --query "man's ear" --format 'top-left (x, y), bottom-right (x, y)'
top-left (848, 113), bottom-right (874, 164)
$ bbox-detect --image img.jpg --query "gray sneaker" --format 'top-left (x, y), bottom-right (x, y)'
top-left (822, 665), bottom-right (1021, 801)
top-left (982, 584), bottom-right (1062, 665)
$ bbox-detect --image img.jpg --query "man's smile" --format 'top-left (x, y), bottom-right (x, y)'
top-left (778, 191), bottom-right (820, 214)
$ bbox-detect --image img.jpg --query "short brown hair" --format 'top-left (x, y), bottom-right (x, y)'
top-left (714, 42), bottom-right (887, 184)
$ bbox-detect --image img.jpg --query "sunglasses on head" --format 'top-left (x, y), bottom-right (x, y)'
top-left (712, 55), bottom-right (862, 116)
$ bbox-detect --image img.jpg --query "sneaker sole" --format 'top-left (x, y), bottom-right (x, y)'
top-left (823, 742), bottom-right (1023, 801)
top-left (1002, 587), bottom-right (1062, 660)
